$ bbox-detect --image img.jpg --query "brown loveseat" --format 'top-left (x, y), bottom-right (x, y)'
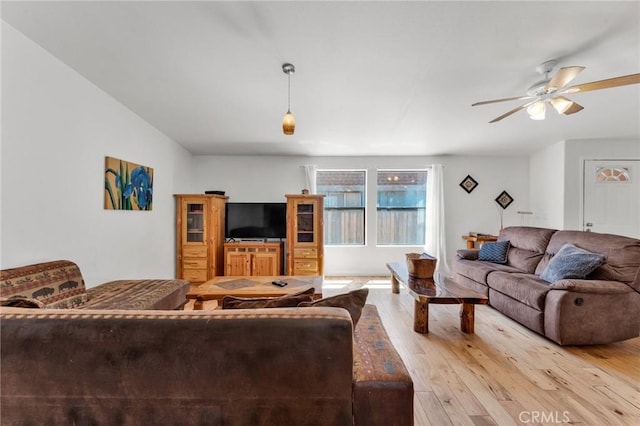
top-left (0, 261), bottom-right (414, 425)
top-left (0, 260), bottom-right (190, 310)
top-left (454, 227), bottom-right (640, 345)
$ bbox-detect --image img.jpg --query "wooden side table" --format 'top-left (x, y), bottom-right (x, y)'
top-left (462, 235), bottom-right (498, 249)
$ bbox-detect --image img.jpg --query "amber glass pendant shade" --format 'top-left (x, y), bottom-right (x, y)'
top-left (283, 111), bottom-right (295, 135)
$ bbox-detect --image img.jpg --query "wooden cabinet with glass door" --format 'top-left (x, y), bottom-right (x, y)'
top-left (286, 194), bottom-right (325, 276)
top-left (174, 194), bottom-right (228, 283)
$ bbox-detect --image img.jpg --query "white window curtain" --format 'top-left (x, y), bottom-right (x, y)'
top-left (425, 164), bottom-right (451, 279)
top-left (303, 164), bottom-right (318, 193)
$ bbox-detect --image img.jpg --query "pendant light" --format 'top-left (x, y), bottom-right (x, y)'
top-left (282, 63), bottom-right (296, 135)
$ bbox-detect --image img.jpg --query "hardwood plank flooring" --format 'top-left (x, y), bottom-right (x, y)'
top-left (187, 276), bottom-right (640, 425)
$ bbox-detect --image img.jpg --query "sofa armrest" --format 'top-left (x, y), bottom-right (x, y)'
top-left (353, 305), bottom-right (413, 426)
top-left (549, 279), bottom-right (633, 294)
top-left (544, 288), bottom-right (640, 345)
top-left (456, 249), bottom-right (479, 260)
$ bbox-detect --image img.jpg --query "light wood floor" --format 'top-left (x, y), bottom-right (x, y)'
top-left (187, 276), bottom-right (640, 425)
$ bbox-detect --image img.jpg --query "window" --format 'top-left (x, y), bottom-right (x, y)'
top-left (316, 170), bottom-right (366, 245)
top-left (377, 170), bottom-right (427, 245)
top-left (596, 166), bottom-right (630, 182)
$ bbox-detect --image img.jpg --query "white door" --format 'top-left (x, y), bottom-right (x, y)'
top-left (583, 160), bottom-right (640, 238)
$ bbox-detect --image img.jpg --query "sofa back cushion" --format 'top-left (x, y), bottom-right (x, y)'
top-left (0, 306), bottom-right (355, 424)
top-left (498, 227), bottom-right (557, 273)
top-left (0, 260), bottom-right (88, 308)
top-left (535, 231), bottom-right (640, 292)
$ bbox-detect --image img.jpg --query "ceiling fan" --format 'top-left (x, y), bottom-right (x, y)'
top-left (472, 60), bottom-right (640, 123)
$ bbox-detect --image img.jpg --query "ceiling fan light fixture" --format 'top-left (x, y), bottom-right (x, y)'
top-left (550, 96), bottom-right (574, 115)
top-left (527, 100), bottom-right (546, 120)
top-left (282, 63), bottom-right (296, 135)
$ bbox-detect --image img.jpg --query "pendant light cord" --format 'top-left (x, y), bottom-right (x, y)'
top-left (287, 71), bottom-right (292, 113)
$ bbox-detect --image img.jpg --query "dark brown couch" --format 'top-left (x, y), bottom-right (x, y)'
top-left (0, 261), bottom-right (414, 425)
top-left (454, 226), bottom-right (640, 345)
top-left (0, 304), bottom-right (413, 425)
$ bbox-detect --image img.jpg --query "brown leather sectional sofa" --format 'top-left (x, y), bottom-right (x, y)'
top-left (454, 226), bottom-right (640, 345)
top-left (0, 260), bottom-right (414, 425)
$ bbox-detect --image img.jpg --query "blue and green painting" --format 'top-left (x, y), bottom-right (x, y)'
top-left (104, 156), bottom-right (153, 211)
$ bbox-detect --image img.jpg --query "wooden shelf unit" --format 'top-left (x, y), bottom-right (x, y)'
top-left (286, 194), bottom-right (325, 276)
top-left (224, 242), bottom-right (283, 276)
top-left (174, 194), bottom-right (228, 283)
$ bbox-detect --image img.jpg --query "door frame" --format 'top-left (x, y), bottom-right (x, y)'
top-left (579, 157), bottom-right (640, 233)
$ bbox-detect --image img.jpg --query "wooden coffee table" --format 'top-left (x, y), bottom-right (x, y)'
top-left (386, 262), bottom-right (488, 334)
top-left (187, 275), bottom-right (323, 302)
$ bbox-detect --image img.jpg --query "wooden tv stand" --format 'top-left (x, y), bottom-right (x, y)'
top-left (223, 241), bottom-right (283, 276)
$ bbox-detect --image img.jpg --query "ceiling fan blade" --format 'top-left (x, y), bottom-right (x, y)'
top-left (546, 66), bottom-right (585, 91)
top-left (563, 101), bottom-right (584, 115)
top-left (488, 104), bottom-right (529, 123)
top-left (472, 95), bottom-right (532, 107)
top-left (564, 73), bottom-right (640, 94)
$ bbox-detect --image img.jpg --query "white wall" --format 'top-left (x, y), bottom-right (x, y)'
top-left (192, 155), bottom-right (529, 275)
top-left (1, 22), bottom-right (193, 286)
top-left (528, 139), bottom-right (640, 231)
top-left (529, 140), bottom-right (565, 229)
top-left (563, 139), bottom-right (640, 230)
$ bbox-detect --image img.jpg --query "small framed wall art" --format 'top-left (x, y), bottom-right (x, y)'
top-left (104, 156), bottom-right (154, 211)
top-left (495, 190), bottom-right (514, 209)
top-left (459, 175), bottom-right (479, 193)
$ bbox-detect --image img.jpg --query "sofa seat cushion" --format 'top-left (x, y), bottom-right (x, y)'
top-left (0, 260), bottom-right (88, 308)
top-left (486, 272), bottom-right (550, 311)
top-left (353, 304), bottom-right (413, 426)
top-left (454, 259), bottom-right (521, 286)
top-left (82, 279), bottom-right (189, 310)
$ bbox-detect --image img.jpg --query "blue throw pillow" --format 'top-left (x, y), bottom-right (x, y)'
top-left (540, 243), bottom-right (605, 283)
top-left (478, 240), bottom-right (510, 264)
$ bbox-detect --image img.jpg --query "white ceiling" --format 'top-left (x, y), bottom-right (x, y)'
top-left (2, 1), bottom-right (639, 157)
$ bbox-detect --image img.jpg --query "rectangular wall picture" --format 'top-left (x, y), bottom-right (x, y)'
top-left (104, 156), bottom-right (153, 211)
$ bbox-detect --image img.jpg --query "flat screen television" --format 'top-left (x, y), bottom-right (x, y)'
top-left (225, 202), bottom-right (287, 240)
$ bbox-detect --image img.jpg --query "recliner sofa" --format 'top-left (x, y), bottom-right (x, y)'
top-left (454, 226), bottom-right (640, 345)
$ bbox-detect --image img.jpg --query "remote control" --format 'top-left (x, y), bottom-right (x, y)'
top-left (272, 280), bottom-right (288, 287)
